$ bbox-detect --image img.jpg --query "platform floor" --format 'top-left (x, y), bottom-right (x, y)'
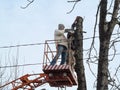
top-left (43, 65), bottom-right (77, 87)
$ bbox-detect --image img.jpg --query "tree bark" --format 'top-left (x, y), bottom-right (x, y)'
top-left (97, 0), bottom-right (120, 90)
top-left (74, 16), bottom-right (87, 90)
top-left (97, 0), bottom-right (108, 90)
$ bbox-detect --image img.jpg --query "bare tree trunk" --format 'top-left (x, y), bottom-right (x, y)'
top-left (97, 1), bottom-right (108, 90)
top-left (97, 37), bottom-right (110, 90)
top-left (97, 0), bottom-right (120, 90)
top-left (74, 16), bottom-right (87, 90)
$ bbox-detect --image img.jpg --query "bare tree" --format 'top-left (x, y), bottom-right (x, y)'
top-left (86, 0), bottom-right (120, 90)
top-left (97, 0), bottom-right (120, 90)
top-left (72, 16), bottom-right (87, 90)
top-left (0, 48), bottom-right (20, 90)
top-left (1, 0), bottom-right (120, 90)
top-left (72, 0), bottom-right (120, 90)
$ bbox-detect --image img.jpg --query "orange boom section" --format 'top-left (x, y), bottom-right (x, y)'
top-left (0, 73), bottom-right (47, 90)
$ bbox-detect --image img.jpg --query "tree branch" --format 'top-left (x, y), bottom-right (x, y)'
top-left (107, 0), bottom-right (120, 34)
top-left (87, 1), bottom-right (100, 64)
top-left (21, 0), bottom-right (34, 9)
top-left (67, 0), bottom-right (81, 14)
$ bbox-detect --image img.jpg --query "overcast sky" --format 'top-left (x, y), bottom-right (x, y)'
top-left (0, 0), bottom-right (105, 90)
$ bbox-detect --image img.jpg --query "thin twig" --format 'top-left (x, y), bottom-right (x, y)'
top-left (87, 1), bottom-right (101, 62)
top-left (21, 0), bottom-right (34, 9)
top-left (67, 0), bottom-right (81, 14)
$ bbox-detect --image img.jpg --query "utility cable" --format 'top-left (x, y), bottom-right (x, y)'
top-left (0, 63), bottom-right (42, 68)
top-left (0, 32), bottom-right (120, 49)
top-left (0, 43), bottom-right (44, 49)
top-left (0, 53), bottom-right (120, 69)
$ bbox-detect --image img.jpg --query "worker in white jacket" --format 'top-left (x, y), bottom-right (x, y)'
top-left (50, 24), bottom-right (68, 65)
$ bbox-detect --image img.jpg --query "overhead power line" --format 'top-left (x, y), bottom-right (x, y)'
top-left (0, 53), bottom-right (120, 69)
top-left (0, 33), bottom-right (120, 49)
top-left (0, 43), bottom-right (44, 49)
top-left (0, 63), bottom-right (42, 68)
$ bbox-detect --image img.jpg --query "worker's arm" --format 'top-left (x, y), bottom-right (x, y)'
top-left (65, 29), bottom-right (86, 33)
top-left (65, 29), bottom-right (74, 33)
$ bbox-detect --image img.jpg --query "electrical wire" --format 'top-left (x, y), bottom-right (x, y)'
top-left (0, 43), bottom-right (44, 49)
top-left (0, 33), bottom-right (120, 68)
top-left (0, 53), bottom-right (120, 69)
top-left (0, 33), bottom-right (120, 49)
top-left (0, 63), bottom-right (42, 68)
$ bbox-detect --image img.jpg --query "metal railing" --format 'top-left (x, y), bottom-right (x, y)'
top-left (43, 40), bottom-right (57, 67)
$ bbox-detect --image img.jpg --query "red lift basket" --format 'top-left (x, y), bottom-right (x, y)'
top-left (43, 65), bottom-right (78, 87)
top-left (43, 40), bottom-right (78, 87)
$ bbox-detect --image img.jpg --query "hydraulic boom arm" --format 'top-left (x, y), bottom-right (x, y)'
top-left (0, 73), bottom-right (47, 90)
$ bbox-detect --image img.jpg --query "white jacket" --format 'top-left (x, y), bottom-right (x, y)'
top-left (54, 29), bottom-right (68, 48)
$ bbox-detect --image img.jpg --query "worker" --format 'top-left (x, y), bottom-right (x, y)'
top-left (50, 24), bottom-right (68, 65)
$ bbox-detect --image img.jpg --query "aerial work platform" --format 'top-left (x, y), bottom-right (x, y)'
top-left (0, 40), bottom-right (78, 90)
top-left (0, 17), bottom-right (79, 90)
top-left (43, 65), bottom-right (77, 87)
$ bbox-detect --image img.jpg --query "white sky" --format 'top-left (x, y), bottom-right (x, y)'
top-left (2, 0), bottom-right (120, 90)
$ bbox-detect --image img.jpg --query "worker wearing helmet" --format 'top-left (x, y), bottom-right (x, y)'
top-left (50, 24), bottom-right (68, 65)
